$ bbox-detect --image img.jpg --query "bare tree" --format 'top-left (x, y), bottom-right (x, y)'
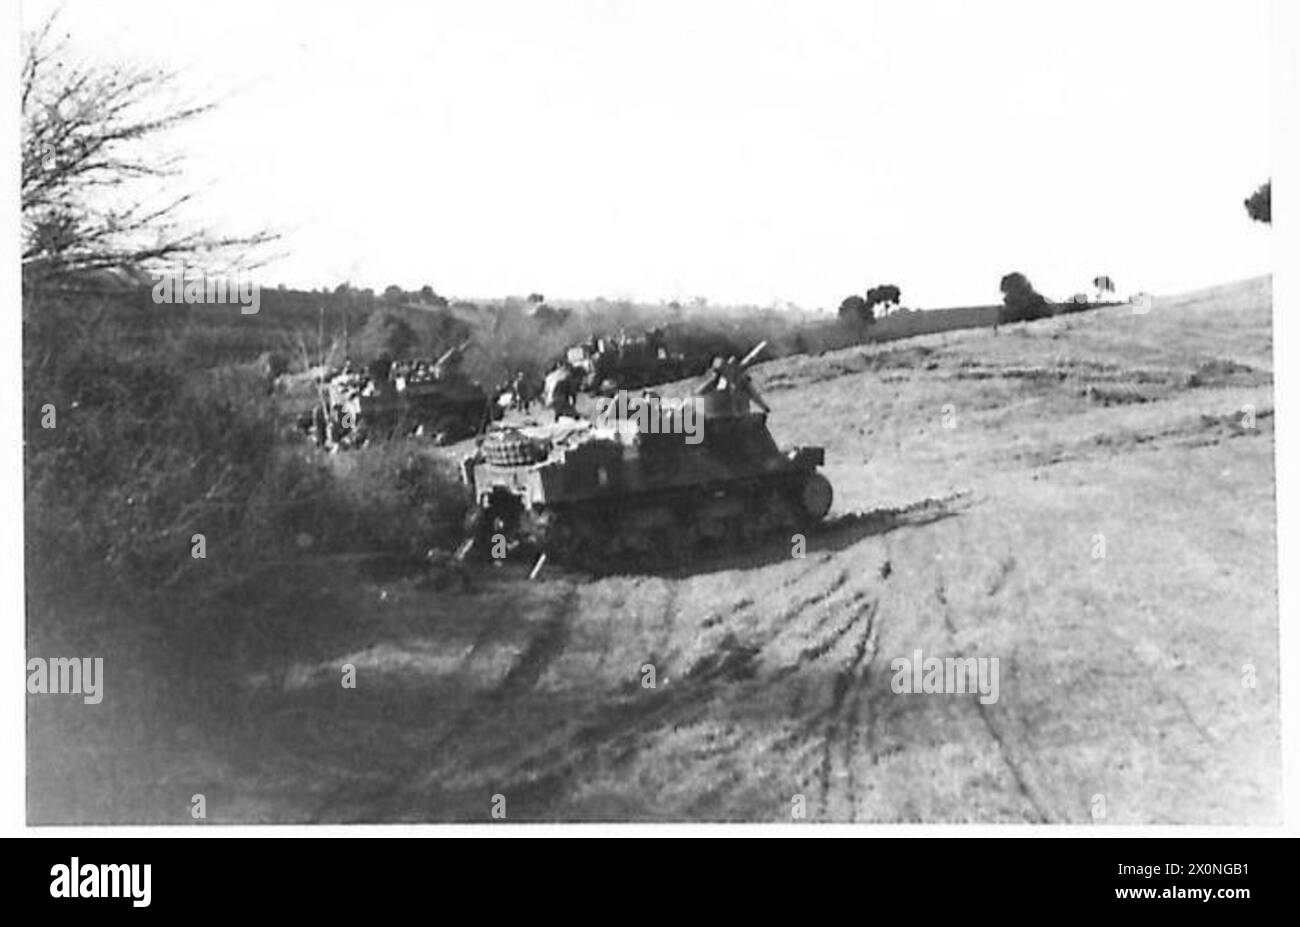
top-left (21, 14), bottom-right (274, 283)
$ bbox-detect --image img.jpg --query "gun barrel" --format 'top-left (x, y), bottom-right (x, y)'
top-left (739, 340), bottom-right (767, 368)
top-left (436, 338), bottom-right (472, 365)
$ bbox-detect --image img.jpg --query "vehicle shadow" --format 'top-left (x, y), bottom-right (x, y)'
top-left (584, 492), bottom-right (974, 580)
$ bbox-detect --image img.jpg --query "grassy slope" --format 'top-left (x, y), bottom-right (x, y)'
top-left (753, 275), bottom-right (1278, 822)
top-left (28, 276), bottom-right (1277, 824)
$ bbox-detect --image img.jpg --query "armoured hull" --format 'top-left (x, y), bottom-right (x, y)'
top-left (462, 396), bottom-right (832, 567)
top-left (347, 380), bottom-right (491, 445)
top-left (302, 370), bottom-right (496, 449)
top-left (565, 343), bottom-right (694, 396)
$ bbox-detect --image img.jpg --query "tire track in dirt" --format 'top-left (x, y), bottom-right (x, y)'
top-left (934, 573), bottom-right (957, 635)
top-left (306, 594), bottom-right (525, 822)
top-left (766, 582), bottom-right (877, 736)
top-left (788, 589), bottom-right (873, 666)
top-left (313, 501), bottom-right (955, 821)
top-left (817, 598), bottom-right (879, 820)
top-left (1170, 691), bottom-right (1216, 745)
top-left (590, 587), bottom-right (627, 671)
top-left (678, 562), bottom-right (881, 819)
top-left (487, 562), bottom-right (867, 817)
top-left (311, 580), bottom-right (580, 821)
top-left (974, 698), bottom-right (1050, 823)
top-left (350, 553), bottom-right (877, 820)
top-left (431, 580), bottom-right (580, 742)
top-left (935, 559), bottom-right (1053, 823)
top-left (465, 598), bottom-right (516, 660)
top-left (494, 587), bottom-right (576, 700)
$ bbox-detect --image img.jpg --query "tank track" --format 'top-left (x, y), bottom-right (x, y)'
top-left (485, 472), bottom-right (830, 571)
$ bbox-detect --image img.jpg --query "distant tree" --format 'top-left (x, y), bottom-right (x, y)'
top-left (530, 303), bottom-right (570, 329)
top-left (999, 272), bottom-right (1051, 323)
top-left (1092, 275), bottom-right (1115, 301)
top-left (382, 284), bottom-right (406, 304)
top-left (1245, 180), bottom-right (1271, 224)
top-left (417, 284), bottom-right (448, 307)
top-left (838, 294), bottom-right (873, 324)
top-left (866, 284), bottom-right (902, 313)
top-left (357, 311), bottom-right (417, 361)
top-left (527, 292), bottom-right (545, 304)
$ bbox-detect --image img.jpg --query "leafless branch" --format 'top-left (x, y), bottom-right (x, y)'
top-left (21, 11), bottom-right (277, 285)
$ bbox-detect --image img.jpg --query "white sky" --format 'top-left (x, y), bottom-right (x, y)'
top-left (24, 0), bottom-right (1273, 309)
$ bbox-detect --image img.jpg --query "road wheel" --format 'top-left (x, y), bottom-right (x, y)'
top-left (799, 473), bottom-right (833, 521)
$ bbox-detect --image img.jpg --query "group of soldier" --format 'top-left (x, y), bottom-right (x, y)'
top-left (493, 370), bottom-right (537, 415)
top-left (492, 362), bottom-right (584, 422)
top-left (488, 347), bottom-right (765, 429)
top-left (489, 362), bottom-right (587, 423)
top-left (580, 326), bottom-right (668, 358)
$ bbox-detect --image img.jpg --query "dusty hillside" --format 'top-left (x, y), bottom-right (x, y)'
top-left (29, 277), bottom-right (1277, 824)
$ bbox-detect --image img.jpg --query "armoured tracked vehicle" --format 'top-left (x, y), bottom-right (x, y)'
top-left (460, 343), bottom-right (832, 567)
top-left (302, 342), bottom-right (497, 449)
top-left (565, 329), bottom-right (691, 395)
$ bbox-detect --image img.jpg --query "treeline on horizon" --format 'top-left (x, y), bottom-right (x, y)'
top-left (38, 274), bottom-right (1114, 394)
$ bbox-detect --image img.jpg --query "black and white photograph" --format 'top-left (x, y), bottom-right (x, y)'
top-left (12, 0), bottom-right (1293, 838)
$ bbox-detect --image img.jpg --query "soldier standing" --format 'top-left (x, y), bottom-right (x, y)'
top-left (544, 362), bottom-right (579, 421)
top-left (511, 370), bottom-right (531, 413)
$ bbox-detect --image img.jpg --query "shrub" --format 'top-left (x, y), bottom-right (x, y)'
top-left (252, 444), bottom-right (468, 560)
top-left (838, 295), bottom-right (873, 324)
top-left (24, 286), bottom-right (470, 630)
